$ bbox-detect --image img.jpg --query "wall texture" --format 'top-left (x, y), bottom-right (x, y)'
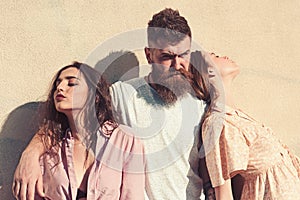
top-left (1, 0), bottom-right (300, 197)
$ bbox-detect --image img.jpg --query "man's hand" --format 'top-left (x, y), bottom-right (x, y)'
top-left (12, 148), bottom-right (44, 200)
top-left (12, 133), bottom-right (46, 200)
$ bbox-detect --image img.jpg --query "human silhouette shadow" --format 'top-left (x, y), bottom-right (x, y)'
top-left (94, 50), bottom-right (139, 84)
top-left (0, 101), bottom-right (44, 199)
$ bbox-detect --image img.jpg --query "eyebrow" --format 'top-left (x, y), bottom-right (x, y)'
top-left (56, 76), bottom-right (80, 82)
top-left (65, 76), bottom-right (80, 80)
top-left (161, 49), bottom-right (190, 56)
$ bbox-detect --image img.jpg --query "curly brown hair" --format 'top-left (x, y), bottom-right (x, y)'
top-left (147, 8), bottom-right (192, 46)
top-left (39, 62), bottom-right (117, 154)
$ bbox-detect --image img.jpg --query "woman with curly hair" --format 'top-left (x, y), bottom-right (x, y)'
top-left (14, 62), bottom-right (145, 200)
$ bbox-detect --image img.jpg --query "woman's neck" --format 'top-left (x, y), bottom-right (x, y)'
top-left (222, 80), bottom-right (237, 109)
top-left (66, 114), bottom-right (81, 140)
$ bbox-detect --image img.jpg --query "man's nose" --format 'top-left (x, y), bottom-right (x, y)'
top-left (171, 56), bottom-right (182, 71)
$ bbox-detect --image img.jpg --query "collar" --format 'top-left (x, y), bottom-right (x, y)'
top-left (225, 105), bottom-right (256, 122)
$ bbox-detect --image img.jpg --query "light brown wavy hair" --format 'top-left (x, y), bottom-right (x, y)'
top-left (189, 51), bottom-right (220, 196)
top-left (189, 50), bottom-right (219, 142)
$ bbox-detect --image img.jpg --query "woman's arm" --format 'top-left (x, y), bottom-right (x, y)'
top-left (120, 133), bottom-right (146, 200)
top-left (12, 133), bottom-right (46, 200)
top-left (214, 179), bottom-right (233, 200)
top-left (120, 169), bottom-right (145, 200)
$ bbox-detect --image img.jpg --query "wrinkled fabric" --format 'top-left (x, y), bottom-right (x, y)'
top-left (203, 106), bottom-right (300, 199)
top-left (38, 123), bottom-right (145, 200)
top-left (110, 78), bottom-right (206, 200)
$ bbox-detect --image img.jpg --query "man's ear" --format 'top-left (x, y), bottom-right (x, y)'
top-left (144, 47), bottom-right (152, 64)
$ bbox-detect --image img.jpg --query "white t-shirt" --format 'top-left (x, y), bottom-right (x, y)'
top-left (110, 77), bottom-right (205, 200)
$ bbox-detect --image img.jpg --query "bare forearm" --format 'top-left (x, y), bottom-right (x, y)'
top-left (214, 179), bottom-right (233, 200)
top-left (22, 133), bottom-right (46, 158)
top-left (12, 132), bottom-right (46, 199)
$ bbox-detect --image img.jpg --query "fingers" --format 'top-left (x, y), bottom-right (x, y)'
top-left (27, 182), bottom-right (35, 200)
top-left (12, 179), bottom-right (44, 200)
top-left (12, 180), bottom-right (20, 199)
top-left (36, 176), bottom-right (45, 197)
top-left (19, 181), bottom-right (28, 200)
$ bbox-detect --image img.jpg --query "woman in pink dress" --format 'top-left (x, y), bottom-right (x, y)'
top-left (190, 51), bottom-right (300, 199)
top-left (14, 62), bottom-right (145, 200)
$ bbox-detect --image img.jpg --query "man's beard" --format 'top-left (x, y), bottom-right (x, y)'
top-left (150, 68), bottom-right (193, 105)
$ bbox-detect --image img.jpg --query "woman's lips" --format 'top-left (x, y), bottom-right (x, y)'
top-left (55, 94), bottom-right (66, 101)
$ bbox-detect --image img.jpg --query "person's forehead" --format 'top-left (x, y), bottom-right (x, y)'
top-left (152, 36), bottom-right (191, 54)
top-left (59, 67), bottom-right (81, 79)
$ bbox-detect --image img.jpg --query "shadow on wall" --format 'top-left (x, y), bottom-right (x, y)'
top-left (0, 102), bottom-right (43, 199)
top-left (0, 50), bottom-right (140, 198)
top-left (95, 50), bottom-right (140, 84)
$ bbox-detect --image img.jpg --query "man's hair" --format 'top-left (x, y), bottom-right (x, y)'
top-left (147, 8), bottom-right (191, 46)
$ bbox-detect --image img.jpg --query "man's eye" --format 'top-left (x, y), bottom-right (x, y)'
top-left (160, 55), bottom-right (174, 60)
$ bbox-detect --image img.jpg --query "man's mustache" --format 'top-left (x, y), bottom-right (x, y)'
top-left (164, 68), bottom-right (192, 79)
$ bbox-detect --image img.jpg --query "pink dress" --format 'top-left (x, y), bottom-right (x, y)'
top-left (38, 123), bottom-right (145, 200)
top-left (202, 106), bottom-right (300, 199)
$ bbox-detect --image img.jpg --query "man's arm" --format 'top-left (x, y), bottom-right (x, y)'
top-left (12, 133), bottom-right (46, 200)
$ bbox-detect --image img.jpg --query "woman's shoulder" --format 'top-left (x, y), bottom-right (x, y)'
top-left (109, 124), bottom-right (144, 153)
top-left (116, 124), bottom-right (136, 135)
top-left (201, 108), bottom-right (245, 141)
top-left (110, 124), bottom-right (136, 138)
top-left (100, 121), bottom-right (138, 140)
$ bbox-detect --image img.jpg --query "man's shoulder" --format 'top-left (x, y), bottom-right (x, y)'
top-left (110, 77), bottom-right (150, 108)
top-left (182, 93), bottom-right (206, 106)
top-left (111, 77), bottom-right (146, 92)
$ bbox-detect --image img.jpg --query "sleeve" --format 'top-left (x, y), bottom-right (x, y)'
top-left (90, 125), bottom-right (145, 200)
top-left (202, 114), bottom-right (249, 188)
top-left (118, 125), bottom-right (146, 200)
top-left (282, 144), bottom-right (300, 178)
top-left (110, 81), bottom-right (133, 126)
top-left (186, 124), bottom-right (204, 199)
top-left (110, 81), bottom-right (122, 117)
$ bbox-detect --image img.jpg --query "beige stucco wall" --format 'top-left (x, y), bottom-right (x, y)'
top-left (0, 1), bottom-right (300, 196)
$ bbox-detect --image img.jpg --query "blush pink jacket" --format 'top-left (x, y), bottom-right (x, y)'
top-left (38, 123), bottom-right (145, 200)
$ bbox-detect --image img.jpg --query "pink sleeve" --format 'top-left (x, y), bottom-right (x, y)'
top-left (120, 132), bottom-right (145, 200)
top-left (88, 125), bottom-right (145, 200)
top-left (202, 115), bottom-right (249, 187)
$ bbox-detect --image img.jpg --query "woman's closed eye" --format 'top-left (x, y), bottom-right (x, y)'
top-left (68, 81), bottom-right (79, 86)
top-left (67, 77), bottom-right (80, 86)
